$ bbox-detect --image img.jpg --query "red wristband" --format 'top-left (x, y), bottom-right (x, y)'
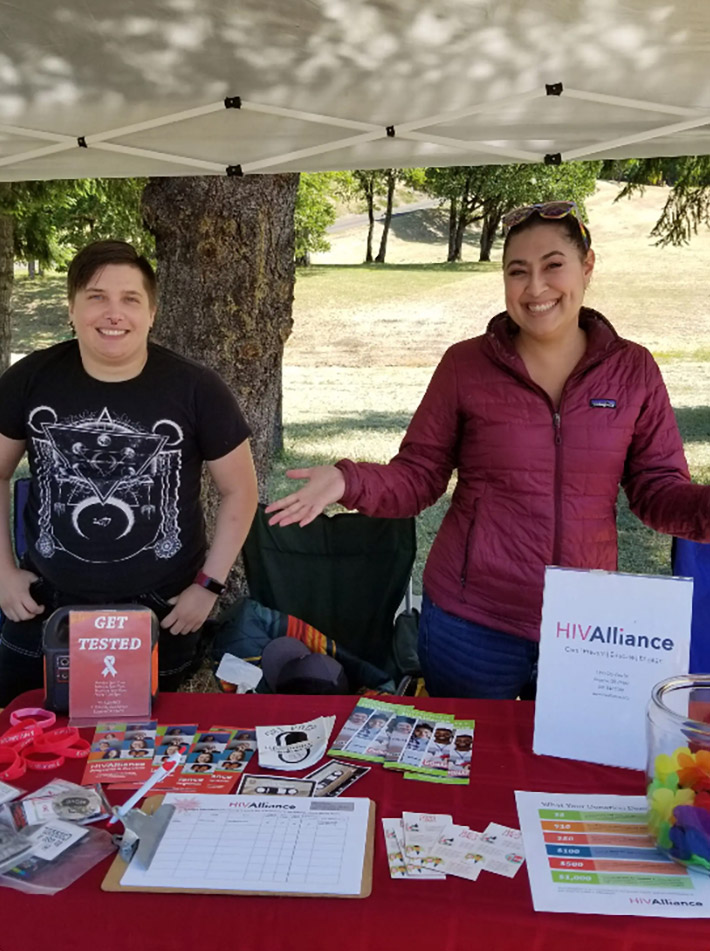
top-left (21, 744), bottom-right (65, 771)
top-left (33, 727), bottom-right (90, 760)
top-left (0, 746), bottom-right (27, 781)
top-left (9, 707), bottom-right (56, 729)
top-left (0, 722), bottom-right (43, 751)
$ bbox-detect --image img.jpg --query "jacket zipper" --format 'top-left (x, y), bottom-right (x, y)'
top-left (460, 500), bottom-right (478, 587)
top-left (552, 410), bottom-right (562, 566)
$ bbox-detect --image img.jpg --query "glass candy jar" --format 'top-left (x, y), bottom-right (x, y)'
top-left (646, 675), bottom-right (710, 872)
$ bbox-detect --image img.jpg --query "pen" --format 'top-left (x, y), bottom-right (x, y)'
top-left (108, 748), bottom-right (183, 825)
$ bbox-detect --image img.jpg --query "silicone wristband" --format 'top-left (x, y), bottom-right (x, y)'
top-left (9, 707), bottom-right (56, 729)
top-left (0, 747), bottom-right (26, 781)
top-left (33, 726), bottom-right (78, 748)
top-left (21, 745), bottom-right (65, 771)
top-left (33, 728), bottom-right (90, 759)
top-left (0, 723), bottom-right (43, 751)
top-left (59, 738), bottom-right (91, 759)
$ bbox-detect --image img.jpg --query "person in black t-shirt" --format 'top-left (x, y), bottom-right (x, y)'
top-left (0, 240), bottom-right (258, 703)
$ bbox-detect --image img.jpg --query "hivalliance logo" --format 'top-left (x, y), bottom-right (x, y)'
top-left (555, 622), bottom-right (674, 652)
top-left (628, 897), bottom-right (703, 906)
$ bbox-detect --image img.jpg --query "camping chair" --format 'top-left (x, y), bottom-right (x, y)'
top-left (0, 477), bottom-right (31, 628)
top-left (671, 537), bottom-right (710, 673)
top-left (241, 503), bottom-right (421, 690)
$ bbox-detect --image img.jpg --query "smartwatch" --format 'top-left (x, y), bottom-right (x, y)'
top-left (193, 571), bottom-right (226, 596)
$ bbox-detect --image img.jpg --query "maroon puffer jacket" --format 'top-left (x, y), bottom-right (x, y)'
top-left (336, 308), bottom-right (710, 642)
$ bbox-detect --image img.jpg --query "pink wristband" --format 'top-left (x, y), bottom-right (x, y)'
top-left (9, 707), bottom-right (56, 729)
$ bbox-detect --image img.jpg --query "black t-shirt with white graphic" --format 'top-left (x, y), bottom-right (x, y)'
top-left (0, 341), bottom-right (250, 596)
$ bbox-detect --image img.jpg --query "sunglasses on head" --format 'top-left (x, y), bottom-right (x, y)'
top-left (502, 200), bottom-right (590, 249)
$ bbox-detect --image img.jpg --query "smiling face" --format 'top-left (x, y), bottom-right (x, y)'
top-left (69, 264), bottom-right (156, 380)
top-left (503, 222), bottom-right (594, 346)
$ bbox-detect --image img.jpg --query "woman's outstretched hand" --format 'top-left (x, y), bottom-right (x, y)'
top-left (265, 466), bottom-right (346, 527)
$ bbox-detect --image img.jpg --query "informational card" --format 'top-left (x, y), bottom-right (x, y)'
top-left (402, 812), bottom-right (452, 876)
top-left (81, 720), bottom-right (157, 784)
top-left (69, 609), bottom-right (154, 724)
top-left (515, 792), bottom-right (710, 917)
top-left (381, 818), bottom-right (445, 880)
top-left (429, 825), bottom-right (485, 880)
top-left (534, 568), bottom-right (692, 769)
top-left (109, 725), bottom-right (253, 795)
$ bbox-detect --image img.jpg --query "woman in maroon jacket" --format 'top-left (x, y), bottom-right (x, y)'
top-left (266, 203), bottom-right (709, 698)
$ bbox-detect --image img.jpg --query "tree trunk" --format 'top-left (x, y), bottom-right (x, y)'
top-left (27, 260), bottom-right (36, 279)
top-left (374, 170), bottom-right (396, 263)
top-left (447, 199), bottom-right (458, 262)
top-left (142, 174), bottom-right (299, 561)
top-left (479, 211), bottom-right (501, 262)
top-left (364, 185), bottom-right (375, 263)
top-left (0, 193), bottom-right (13, 374)
top-left (450, 210), bottom-right (467, 262)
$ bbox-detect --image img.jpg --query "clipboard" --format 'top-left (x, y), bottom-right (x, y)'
top-left (102, 794), bottom-right (376, 898)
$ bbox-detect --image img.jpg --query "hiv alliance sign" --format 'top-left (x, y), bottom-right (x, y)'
top-left (68, 609), bottom-right (156, 723)
top-left (534, 568), bottom-right (693, 770)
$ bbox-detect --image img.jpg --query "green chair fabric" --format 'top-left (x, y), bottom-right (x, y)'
top-left (242, 504), bottom-right (418, 674)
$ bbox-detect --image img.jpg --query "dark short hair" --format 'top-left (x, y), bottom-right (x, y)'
top-left (67, 240), bottom-right (157, 306)
top-left (503, 212), bottom-right (592, 262)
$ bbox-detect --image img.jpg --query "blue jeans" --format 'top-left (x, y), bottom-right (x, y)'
top-left (419, 592), bottom-right (538, 699)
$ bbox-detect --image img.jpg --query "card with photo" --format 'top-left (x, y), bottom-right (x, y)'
top-left (447, 720), bottom-right (474, 780)
top-left (328, 699), bottom-right (398, 752)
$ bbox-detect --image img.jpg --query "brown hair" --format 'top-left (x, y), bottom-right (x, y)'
top-left (67, 240), bottom-right (157, 307)
top-left (503, 213), bottom-right (592, 262)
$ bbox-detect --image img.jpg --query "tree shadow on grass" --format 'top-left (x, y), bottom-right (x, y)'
top-left (11, 275), bottom-right (69, 353)
top-left (283, 412), bottom-right (413, 441)
top-left (674, 406), bottom-right (710, 444)
top-left (296, 261), bottom-right (499, 278)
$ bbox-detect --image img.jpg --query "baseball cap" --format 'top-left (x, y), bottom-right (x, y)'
top-left (261, 638), bottom-right (349, 694)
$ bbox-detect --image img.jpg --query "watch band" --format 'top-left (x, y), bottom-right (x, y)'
top-left (194, 571), bottom-right (226, 596)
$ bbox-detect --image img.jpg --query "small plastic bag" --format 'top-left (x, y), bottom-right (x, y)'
top-left (0, 824), bottom-right (116, 895)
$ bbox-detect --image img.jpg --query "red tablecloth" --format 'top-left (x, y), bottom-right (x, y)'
top-left (0, 690), bottom-right (702, 951)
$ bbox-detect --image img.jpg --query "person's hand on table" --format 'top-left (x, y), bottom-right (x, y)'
top-left (0, 566), bottom-right (43, 622)
top-left (265, 466), bottom-right (345, 527)
top-left (161, 584), bottom-right (218, 634)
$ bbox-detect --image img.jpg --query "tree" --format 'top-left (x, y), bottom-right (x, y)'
top-left (424, 166), bottom-right (489, 262)
top-left (293, 172), bottom-right (343, 266)
top-left (476, 162), bottom-right (601, 261)
top-left (54, 179), bottom-right (153, 259)
top-left (351, 170), bottom-right (380, 263)
top-left (614, 157), bottom-right (710, 246)
top-left (0, 181), bottom-right (74, 370)
top-left (142, 175), bottom-right (299, 542)
top-left (424, 162), bottom-right (601, 262)
top-left (374, 168), bottom-right (396, 263)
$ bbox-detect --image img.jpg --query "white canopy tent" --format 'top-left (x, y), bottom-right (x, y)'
top-left (1, 0), bottom-right (710, 181)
